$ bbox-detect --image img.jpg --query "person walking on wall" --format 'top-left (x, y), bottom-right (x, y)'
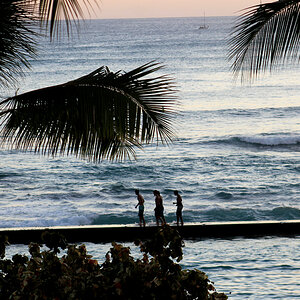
top-left (173, 190), bottom-right (183, 226)
top-left (135, 189), bottom-right (146, 227)
top-left (153, 190), bottom-right (166, 226)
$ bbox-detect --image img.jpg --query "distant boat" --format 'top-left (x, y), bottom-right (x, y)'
top-left (199, 12), bottom-right (209, 29)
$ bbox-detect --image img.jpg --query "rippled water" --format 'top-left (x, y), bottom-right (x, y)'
top-left (0, 17), bottom-right (299, 228)
top-left (6, 236), bottom-right (300, 299)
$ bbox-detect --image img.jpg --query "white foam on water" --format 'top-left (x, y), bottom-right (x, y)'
top-left (239, 134), bottom-right (300, 146)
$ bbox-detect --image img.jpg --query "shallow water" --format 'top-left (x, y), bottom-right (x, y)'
top-left (6, 236), bottom-right (300, 299)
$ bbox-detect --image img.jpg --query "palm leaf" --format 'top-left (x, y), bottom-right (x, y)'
top-left (0, 0), bottom-right (37, 87)
top-left (0, 62), bottom-right (178, 162)
top-left (228, 0), bottom-right (300, 81)
top-left (33, 0), bottom-right (93, 37)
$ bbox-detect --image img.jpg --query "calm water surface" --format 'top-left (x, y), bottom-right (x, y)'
top-left (6, 236), bottom-right (300, 299)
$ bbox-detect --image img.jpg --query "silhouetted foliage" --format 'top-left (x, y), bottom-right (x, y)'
top-left (0, 227), bottom-right (227, 299)
top-left (229, 0), bottom-right (300, 81)
top-left (0, 62), bottom-right (178, 162)
top-left (0, 0), bottom-right (37, 88)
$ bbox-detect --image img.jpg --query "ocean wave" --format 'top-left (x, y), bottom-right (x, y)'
top-left (190, 206), bottom-right (300, 222)
top-left (91, 212), bottom-right (137, 225)
top-left (1, 206), bottom-right (299, 228)
top-left (205, 134), bottom-right (300, 148)
top-left (215, 192), bottom-right (233, 199)
top-left (0, 214), bottom-right (93, 228)
top-left (88, 206), bottom-right (300, 226)
top-left (237, 135), bottom-right (300, 146)
top-left (184, 106), bottom-right (300, 120)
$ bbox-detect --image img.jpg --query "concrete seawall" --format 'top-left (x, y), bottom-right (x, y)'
top-left (1, 220), bottom-right (299, 244)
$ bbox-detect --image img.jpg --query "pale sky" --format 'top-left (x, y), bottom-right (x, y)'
top-left (88, 0), bottom-right (269, 19)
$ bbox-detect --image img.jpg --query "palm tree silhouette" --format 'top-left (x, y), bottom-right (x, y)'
top-left (0, 0), bottom-right (92, 87)
top-left (0, 63), bottom-right (177, 161)
top-left (0, 0), bottom-right (37, 87)
top-left (229, 0), bottom-right (300, 81)
top-left (0, 0), bottom-right (178, 161)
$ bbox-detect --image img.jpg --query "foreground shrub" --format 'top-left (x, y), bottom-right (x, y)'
top-left (0, 226), bottom-right (227, 299)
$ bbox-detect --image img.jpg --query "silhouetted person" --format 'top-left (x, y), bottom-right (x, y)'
top-left (135, 189), bottom-right (145, 227)
top-left (173, 190), bottom-right (183, 226)
top-left (153, 190), bottom-right (166, 226)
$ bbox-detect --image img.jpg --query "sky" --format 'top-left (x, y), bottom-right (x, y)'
top-left (88, 0), bottom-right (269, 19)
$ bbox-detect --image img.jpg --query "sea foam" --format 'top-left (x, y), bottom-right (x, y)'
top-left (238, 134), bottom-right (300, 146)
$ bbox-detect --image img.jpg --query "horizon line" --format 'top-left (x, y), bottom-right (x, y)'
top-left (82, 15), bottom-right (236, 21)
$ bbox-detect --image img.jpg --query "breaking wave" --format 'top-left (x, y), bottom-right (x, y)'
top-left (204, 134), bottom-right (300, 148)
top-left (90, 206), bottom-right (300, 225)
top-left (237, 135), bottom-right (300, 146)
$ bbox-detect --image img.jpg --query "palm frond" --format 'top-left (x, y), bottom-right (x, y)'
top-left (228, 0), bottom-right (300, 81)
top-left (0, 62), bottom-right (178, 162)
top-left (0, 0), bottom-right (37, 87)
top-left (33, 0), bottom-right (93, 38)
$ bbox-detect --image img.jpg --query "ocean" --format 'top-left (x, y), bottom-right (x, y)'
top-left (1, 16), bottom-right (299, 298)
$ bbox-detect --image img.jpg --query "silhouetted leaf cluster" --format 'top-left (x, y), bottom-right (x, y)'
top-left (0, 62), bottom-right (178, 162)
top-left (229, 0), bottom-right (300, 81)
top-left (0, 0), bottom-right (37, 88)
top-left (0, 227), bottom-right (227, 299)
